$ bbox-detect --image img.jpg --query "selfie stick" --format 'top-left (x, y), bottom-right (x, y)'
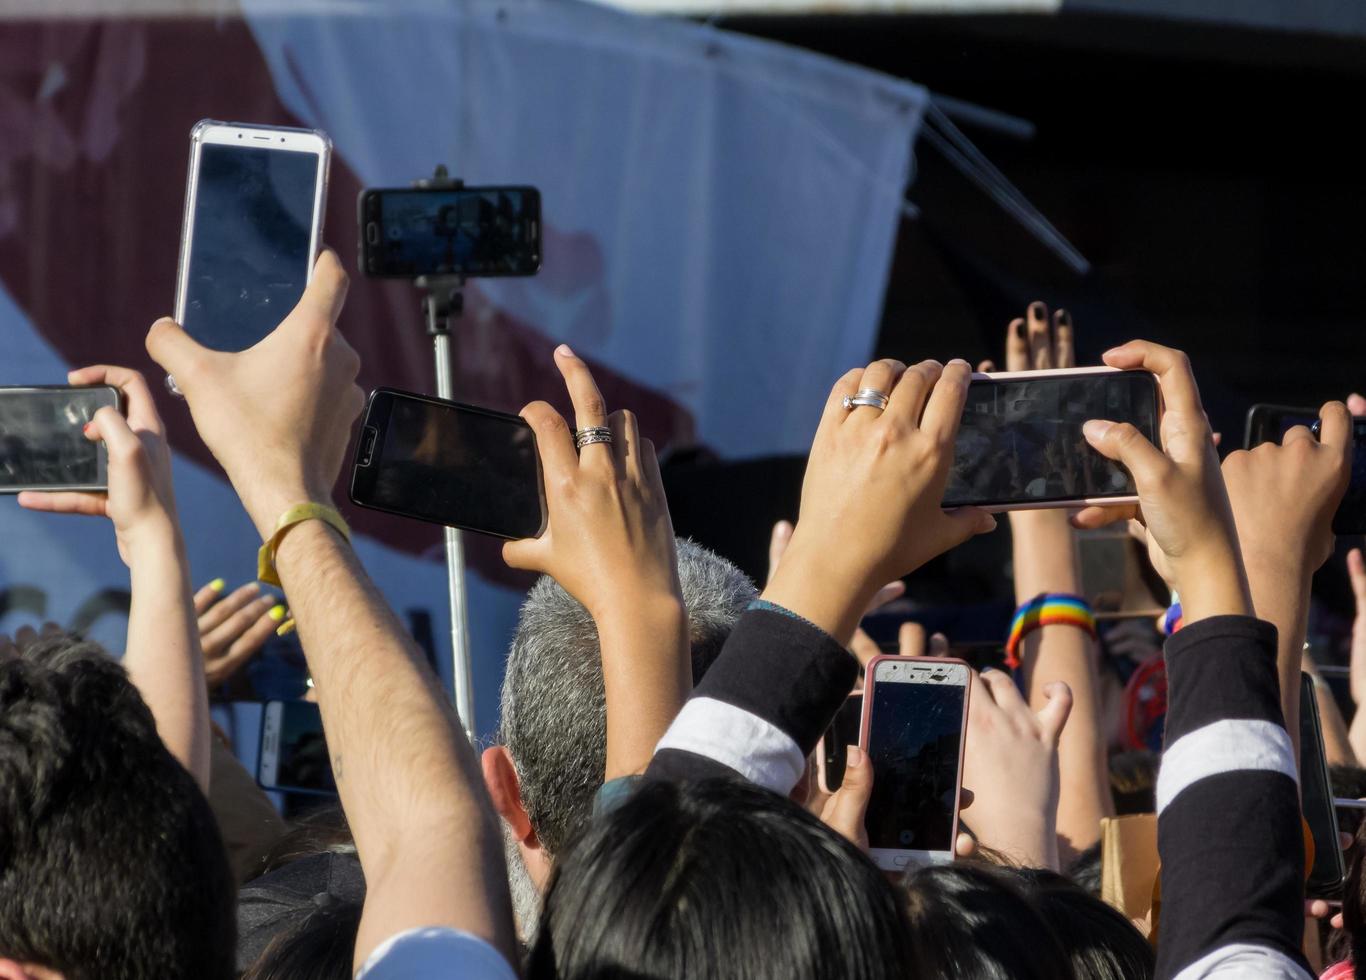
top-left (413, 165), bottom-right (476, 738)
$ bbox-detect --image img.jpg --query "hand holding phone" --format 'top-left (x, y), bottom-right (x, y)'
top-left (1312, 414), bottom-right (1366, 535)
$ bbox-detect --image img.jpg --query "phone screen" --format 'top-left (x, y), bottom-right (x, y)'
top-left (865, 664), bottom-right (966, 858)
top-left (0, 387), bottom-right (117, 492)
top-left (820, 693), bottom-right (864, 793)
top-left (1244, 405), bottom-right (1317, 450)
top-left (351, 390), bottom-right (545, 540)
top-left (943, 371), bottom-right (1160, 509)
top-left (361, 187), bottom-right (541, 278)
top-left (1301, 674), bottom-right (1345, 897)
top-left (264, 701), bottom-right (335, 795)
top-left (183, 143), bottom-right (321, 352)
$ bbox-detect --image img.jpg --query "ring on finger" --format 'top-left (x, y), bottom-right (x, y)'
top-left (842, 388), bottom-right (890, 412)
top-left (574, 426), bottom-right (614, 450)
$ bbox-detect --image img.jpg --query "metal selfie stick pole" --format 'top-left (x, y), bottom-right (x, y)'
top-left (413, 165), bottom-right (475, 738)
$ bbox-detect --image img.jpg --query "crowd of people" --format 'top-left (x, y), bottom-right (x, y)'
top-left (3, 256), bottom-right (1366, 980)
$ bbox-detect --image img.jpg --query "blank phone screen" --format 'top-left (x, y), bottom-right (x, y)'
top-left (0, 388), bottom-right (113, 491)
top-left (865, 674), bottom-right (965, 854)
top-left (362, 395), bottom-right (543, 540)
top-left (943, 372), bottom-right (1160, 508)
top-left (271, 702), bottom-right (335, 794)
top-left (183, 143), bottom-right (319, 352)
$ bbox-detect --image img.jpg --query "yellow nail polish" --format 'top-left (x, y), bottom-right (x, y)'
top-left (276, 618), bottom-right (297, 637)
top-left (209, 578), bottom-right (226, 592)
top-left (268, 604), bottom-right (287, 622)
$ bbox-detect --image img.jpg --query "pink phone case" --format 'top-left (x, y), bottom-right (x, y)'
top-left (960, 366), bottom-right (1163, 514)
top-left (859, 655), bottom-right (971, 869)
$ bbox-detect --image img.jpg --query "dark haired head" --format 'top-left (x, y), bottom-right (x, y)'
top-left (1341, 809), bottom-right (1366, 970)
top-left (1067, 841), bottom-right (1104, 897)
top-left (529, 777), bottom-right (913, 980)
top-left (0, 634), bottom-right (235, 979)
top-left (901, 863), bottom-right (1078, 980)
top-left (241, 897), bottom-right (361, 980)
top-left (1109, 750), bottom-right (1159, 815)
top-left (1011, 868), bottom-right (1154, 980)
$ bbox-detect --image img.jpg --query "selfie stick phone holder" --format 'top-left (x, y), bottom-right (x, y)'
top-left (410, 164), bottom-right (476, 738)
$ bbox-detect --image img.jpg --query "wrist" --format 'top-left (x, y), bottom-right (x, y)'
top-left (1170, 543), bottom-right (1254, 623)
top-left (241, 480), bottom-right (335, 541)
top-left (121, 514), bottom-right (184, 559)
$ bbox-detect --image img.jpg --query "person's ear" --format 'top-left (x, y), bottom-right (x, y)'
top-left (481, 746), bottom-right (537, 847)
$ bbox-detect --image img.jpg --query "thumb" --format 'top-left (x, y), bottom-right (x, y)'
top-left (145, 317), bottom-right (212, 391)
top-left (1082, 419), bottom-right (1169, 486)
top-left (941, 506), bottom-right (998, 545)
top-left (822, 745), bottom-right (873, 849)
top-left (1035, 680), bottom-right (1074, 743)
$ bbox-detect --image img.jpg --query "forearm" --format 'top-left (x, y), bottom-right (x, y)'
top-left (123, 524), bottom-right (211, 792)
top-left (273, 520), bottom-right (515, 966)
top-left (1011, 512), bottom-right (1112, 860)
top-left (598, 597), bottom-right (690, 780)
top-left (1245, 555), bottom-right (1311, 760)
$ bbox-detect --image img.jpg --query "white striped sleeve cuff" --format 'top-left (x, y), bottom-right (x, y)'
top-left (1171, 942), bottom-right (1314, 979)
top-left (654, 696), bottom-right (806, 793)
top-left (1156, 718), bottom-right (1297, 815)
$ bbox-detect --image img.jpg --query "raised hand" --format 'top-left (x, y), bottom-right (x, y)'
top-left (194, 581), bottom-right (285, 689)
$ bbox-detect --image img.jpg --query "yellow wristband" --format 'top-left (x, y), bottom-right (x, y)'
top-left (257, 503), bottom-right (351, 587)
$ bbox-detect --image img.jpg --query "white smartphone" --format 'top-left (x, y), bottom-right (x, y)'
top-left (860, 655), bottom-right (970, 872)
top-left (258, 700), bottom-right (335, 796)
top-left (172, 119), bottom-right (331, 356)
top-left (943, 366), bottom-right (1162, 512)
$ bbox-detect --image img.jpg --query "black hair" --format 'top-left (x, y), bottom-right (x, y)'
top-left (241, 898), bottom-right (361, 980)
top-left (0, 634), bottom-right (235, 979)
top-left (1109, 750), bottom-right (1159, 816)
top-left (901, 863), bottom-right (1078, 980)
top-left (1012, 868), bottom-right (1154, 980)
top-left (1067, 842), bottom-right (1104, 897)
top-left (1339, 808), bottom-right (1366, 970)
top-left (529, 777), bottom-right (913, 980)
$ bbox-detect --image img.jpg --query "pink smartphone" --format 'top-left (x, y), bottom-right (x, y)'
top-left (859, 655), bottom-right (971, 872)
top-left (817, 691), bottom-right (863, 795)
top-left (943, 366), bottom-right (1162, 513)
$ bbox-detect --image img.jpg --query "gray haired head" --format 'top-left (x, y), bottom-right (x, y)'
top-left (497, 537), bottom-right (757, 857)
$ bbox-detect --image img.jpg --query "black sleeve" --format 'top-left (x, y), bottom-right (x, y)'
top-left (1154, 615), bottom-right (1312, 980)
top-left (645, 602), bottom-right (857, 792)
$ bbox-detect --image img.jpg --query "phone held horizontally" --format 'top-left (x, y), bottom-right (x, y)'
top-left (0, 385), bottom-right (122, 493)
top-left (944, 367), bottom-right (1161, 512)
top-left (350, 388), bottom-right (548, 541)
top-left (173, 120), bottom-right (331, 356)
top-left (359, 186), bottom-right (542, 278)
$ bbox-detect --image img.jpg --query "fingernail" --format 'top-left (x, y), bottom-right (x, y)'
top-left (981, 667), bottom-right (997, 674)
top-left (947, 358), bottom-right (970, 368)
top-left (276, 619), bottom-right (297, 637)
top-left (1013, 321), bottom-right (1026, 339)
top-left (846, 745), bottom-right (863, 767)
top-left (979, 513), bottom-right (998, 533)
top-left (1057, 310), bottom-right (1071, 326)
top-left (209, 578), bottom-right (226, 592)
top-left (1083, 419), bottom-right (1113, 440)
top-left (1029, 302), bottom-right (1046, 319)
top-left (555, 344), bottom-right (574, 358)
top-left (268, 604), bottom-right (287, 622)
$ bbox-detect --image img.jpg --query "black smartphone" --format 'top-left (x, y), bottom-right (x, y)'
top-left (1244, 404), bottom-right (1318, 450)
top-left (1301, 673), bottom-right (1346, 899)
top-left (817, 692), bottom-right (863, 794)
top-left (259, 700), bottom-right (335, 796)
top-left (0, 385), bottom-right (121, 493)
top-left (350, 388), bottom-right (547, 540)
top-left (943, 369), bottom-right (1162, 510)
top-left (1311, 416), bottom-right (1366, 535)
top-left (359, 186), bottom-right (541, 278)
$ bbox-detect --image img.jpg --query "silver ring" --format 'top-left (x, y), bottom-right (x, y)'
top-left (575, 426), bottom-right (614, 450)
top-left (842, 388), bottom-right (889, 412)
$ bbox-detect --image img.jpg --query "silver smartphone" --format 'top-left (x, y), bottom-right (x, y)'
top-left (258, 700), bottom-right (335, 796)
top-left (0, 385), bottom-right (122, 493)
top-left (172, 119), bottom-right (331, 356)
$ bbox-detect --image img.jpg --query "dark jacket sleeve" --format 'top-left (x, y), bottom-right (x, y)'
top-left (1154, 615), bottom-right (1312, 980)
top-left (645, 601), bottom-right (857, 793)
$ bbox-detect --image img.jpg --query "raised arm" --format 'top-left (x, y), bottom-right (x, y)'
top-left (146, 251), bottom-right (517, 976)
top-left (19, 366), bottom-right (210, 792)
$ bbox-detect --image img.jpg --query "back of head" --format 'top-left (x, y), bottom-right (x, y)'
top-left (901, 863), bottom-right (1077, 980)
top-left (499, 538), bottom-right (756, 856)
top-left (1344, 810), bottom-right (1366, 970)
top-left (529, 778), bottom-right (913, 980)
top-left (0, 634), bottom-right (235, 980)
top-left (241, 898), bottom-right (361, 980)
top-left (1011, 868), bottom-right (1154, 980)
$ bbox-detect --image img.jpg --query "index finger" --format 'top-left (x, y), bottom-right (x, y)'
top-left (918, 359), bottom-right (972, 444)
top-left (1101, 340), bottom-right (1201, 418)
top-left (553, 345), bottom-right (609, 442)
top-left (66, 365), bottom-right (163, 437)
top-left (1316, 400), bottom-right (1353, 456)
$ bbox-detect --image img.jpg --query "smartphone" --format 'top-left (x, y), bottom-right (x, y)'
top-left (1311, 417), bottom-right (1366, 535)
top-left (817, 692), bottom-right (864, 795)
top-left (359, 186), bottom-right (541, 278)
top-left (1244, 403), bottom-right (1318, 450)
top-left (173, 119), bottom-right (331, 354)
top-left (943, 368), bottom-right (1162, 511)
top-left (0, 385), bottom-right (121, 493)
top-left (258, 700), bottom-right (335, 796)
top-left (350, 388), bottom-right (547, 540)
top-left (1301, 673), bottom-right (1346, 898)
top-left (860, 655), bottom-right (971, 871)
top-left (1336, 798), bottom-right (1366, 841)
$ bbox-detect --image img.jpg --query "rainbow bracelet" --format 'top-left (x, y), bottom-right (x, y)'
top-left (1005, 593), bottom-right (1097, 669)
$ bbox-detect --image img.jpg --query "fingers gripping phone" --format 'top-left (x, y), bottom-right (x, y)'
top-left (0, 385), bottom-right (122, 492)
top-left (173, 120), bottom-right (331, 354)
top-left (817, 692), bottom-right (864, 795)
top-left (1244, 404), bottom-right (1318, 450)
top-left (860, 656), bottom-right (971, 871)
top-left (350, 388), bottom-right (548, 540)
top-left (359, 186), bottom-right (542, 278)
top-left (1312, 416), bottom-right (1366, 535)
top-left (943, 367), bottom-right (1162, 511)
top-left (1301, 673), bottom-right (1346, 899)
top-left (259, 700), bottom-right (336, 796)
